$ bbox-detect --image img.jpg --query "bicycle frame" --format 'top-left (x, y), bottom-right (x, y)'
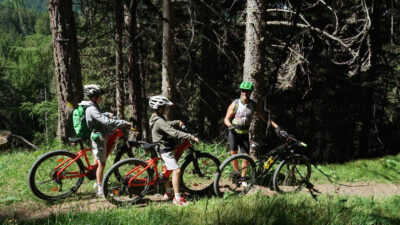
top-left (55, 129), bottom-right (124, 180)
top-left (125, 140), bottom-right (192, 187)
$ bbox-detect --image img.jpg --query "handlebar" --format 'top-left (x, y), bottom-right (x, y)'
top-left (276, 128), bottom-right (307, 148)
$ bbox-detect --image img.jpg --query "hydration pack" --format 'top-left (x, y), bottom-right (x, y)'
top-left (72, 105), bottom-right (90, 139)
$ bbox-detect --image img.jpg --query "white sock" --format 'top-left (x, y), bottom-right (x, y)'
top-left (175, 193), bottom-right (181, 199)
top-left (166, 187), bottom-right (172, 194)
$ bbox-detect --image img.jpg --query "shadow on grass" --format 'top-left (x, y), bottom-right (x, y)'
top-left (18, 194), bottom-right (400, 225)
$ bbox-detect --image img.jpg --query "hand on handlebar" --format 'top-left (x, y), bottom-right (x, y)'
top-left (193, 136), bottom-right (199, 144)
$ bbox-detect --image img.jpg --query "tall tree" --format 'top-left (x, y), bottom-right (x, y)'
top-left (125, 0), bottom-right (144, 139)
top-left (48, 0), bottom-right (83, 143)
top-left (161, 0), bottom-right (176, 119)
top-left (115, 0), bottom-right (125, 119)
top-left (242, 0), bottom-right (267, 146)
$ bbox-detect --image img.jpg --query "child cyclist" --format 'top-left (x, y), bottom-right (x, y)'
top-left (78, 84), bottom-right (131, 197)
top-left (148, 95), bottom-right (199, 206)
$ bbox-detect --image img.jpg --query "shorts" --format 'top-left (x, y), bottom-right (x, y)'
top-left (91, 132), bottom-right (108, 163)
top-left (160, 150), bottom-right (179, 170)
top-left (228, 130), bottom-right (250, 154)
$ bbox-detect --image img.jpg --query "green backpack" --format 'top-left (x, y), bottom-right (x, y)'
top-left (72, 105), bottom-right (91, 139)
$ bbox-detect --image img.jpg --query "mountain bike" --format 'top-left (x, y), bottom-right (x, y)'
top-left (102, 132), bottom-right (221, 206)
top-left (28, 126), bottom-right (135, 201)
top-left (213, 129), bottom-right (311, 196)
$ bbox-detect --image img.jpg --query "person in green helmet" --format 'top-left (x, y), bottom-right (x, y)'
top-left (224, 81), bottom-right (279, 186)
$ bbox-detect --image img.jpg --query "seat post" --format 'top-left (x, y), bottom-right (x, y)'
top-left (79, 140), bottom-right (84, 149)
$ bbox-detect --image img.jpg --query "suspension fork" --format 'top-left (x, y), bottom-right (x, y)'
top-left (187, 147), bottom-right (204, 177)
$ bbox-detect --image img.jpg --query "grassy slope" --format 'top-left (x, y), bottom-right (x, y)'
top-left (1, 144), bottom-right (400, 224)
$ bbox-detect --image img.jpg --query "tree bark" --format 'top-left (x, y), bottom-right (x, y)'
top-left (48, 0), bottom-right (83, 143)
top-left (124, 0), bottom-right (143, 139)
top-left (115, 0), bottom-right (125, 119)
top-left (198, 1), bottom-right (219, 138)
top-left (161, 0), bottom-right (176, 119)
top-left (242, 0), bottom-right (267, 148)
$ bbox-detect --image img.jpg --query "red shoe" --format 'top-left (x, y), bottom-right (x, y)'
top-left (173, 197), bottom-right (189, 206)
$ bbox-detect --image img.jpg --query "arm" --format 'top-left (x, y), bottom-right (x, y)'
top-left (255, 103), bottom-right (278, 129)
top-left (168, 120), bottom-right (182, 127)
top-left (89, 107), bottom-right (127, 128)
top-left (158, 119), bottom-right (196, 142)
top-left (224, 102), bottom-right (235, 127)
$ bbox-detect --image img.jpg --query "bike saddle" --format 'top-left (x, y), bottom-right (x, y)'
top-left (68, 137), bottom-right (87, 142)
top-left (137, 141), bottom-right (158, 150)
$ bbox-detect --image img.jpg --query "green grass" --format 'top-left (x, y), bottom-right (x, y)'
top-left (1, 143), bottom-right (400, 224)
top-left (4, 194), bottom-right (400, 225)
top-left (310, 154), bottom-right (400, 184)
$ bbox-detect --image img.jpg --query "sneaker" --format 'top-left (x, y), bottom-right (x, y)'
top-left (96, 189), bottom-right (104, 198)
top-left (239, 177), bottom-right (248, 188)
top-left (173, 197), bottom-right (189, 206)
top-left (163, 192), bottom-right (172, 200)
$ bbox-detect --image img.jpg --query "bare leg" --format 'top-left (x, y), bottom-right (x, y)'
top-left (96, 161), bottom-right (106, 185)
top-left (241, 159), bottom-right (249, 178)
top-left (230, 150), bottom-right (239, 172)
top-left (172, 168), bottom-right (181, 194)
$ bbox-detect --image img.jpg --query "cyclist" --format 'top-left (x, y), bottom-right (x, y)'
top-left (79, 84), bottom-right (131, 197)
top-left (224, 81), bottom-right (279, 186)
top-left (149, 95), bottom-right (199, 206)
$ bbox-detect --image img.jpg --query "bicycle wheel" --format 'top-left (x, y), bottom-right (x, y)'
top-left (103, 158), bottom-right (152, 206)
top-left (213, 154), bottom-right (257, 197)
top-left (28, 150), bottom-right (85, 201)
top-left (114, 143), bottom-right (135, 164)
top-left (273, 154), bottom-right (311, 193)
top-left (180, 152), bottom-right (220, 195)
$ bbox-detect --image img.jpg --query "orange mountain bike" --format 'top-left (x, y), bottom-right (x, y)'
top-left (103, 135), bottom-right (220, 206)
top-left (28, 127), bottom-right (134, 201)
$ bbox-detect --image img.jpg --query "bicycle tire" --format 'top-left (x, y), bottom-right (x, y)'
top-left (113, 143), bottom-right (134, 164)
top-left (103, 158), bottom-right (152, 206)
top-left (213, 153), bottom-right (257, 197)
top-left (273, 154), bottom-right (311, 193)
top-left (28, 150), bottom-right (85, 201)
top-left (180, 152), bottom-right (220, 195)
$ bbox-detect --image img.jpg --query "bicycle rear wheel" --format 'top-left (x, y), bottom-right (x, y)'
top-left (273, 154), bottom-right (311, 193)
top-left (213, 154), bottom-right (257, 197)
top-left (28, 150), bottom-right (85, 201)
top-left (180, 152), bottom-right (220, 195)
top-left (103, 158), bottom-right (152, 206)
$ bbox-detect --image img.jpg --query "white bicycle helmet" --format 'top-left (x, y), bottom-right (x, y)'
top-left (84, 84), bottom-right (105, 98)
top-left (149, 95), bottom-right (174, 109)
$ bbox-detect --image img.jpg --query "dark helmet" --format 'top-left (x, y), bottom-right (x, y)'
top-left (84, 84), bottom-right (105, 98)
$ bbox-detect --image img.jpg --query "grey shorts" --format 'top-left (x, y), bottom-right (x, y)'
top-left (160, 150), bottom-right (179, 170)
top-left (91, 134), bottom-right (108, 163)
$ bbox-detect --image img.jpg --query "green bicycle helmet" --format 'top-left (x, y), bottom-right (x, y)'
top-left (239, 81), bottom-right (254, 91)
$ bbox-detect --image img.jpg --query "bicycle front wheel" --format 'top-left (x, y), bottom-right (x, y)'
top-left (103, 158), bottom-right (152, 206)
top-left (213, 154), bottom-right (257, 197)
top-left (273, 154), bottom-right (311, 193)
top-left (28, 150), bottom-right (85, 201)
top-left (180, 152), bottom-right (220, 195)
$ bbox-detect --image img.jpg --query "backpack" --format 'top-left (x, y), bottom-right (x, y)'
top-left (72, 105), bottom-right (91, 139)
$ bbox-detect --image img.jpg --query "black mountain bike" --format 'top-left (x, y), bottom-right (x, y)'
top-left (213, 129), bottom-right (311, 196)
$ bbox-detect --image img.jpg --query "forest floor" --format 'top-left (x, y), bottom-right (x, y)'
top-left (1, 147), bottom-right (400, 224)
top-left (2, 182), bottom-right (400, 223)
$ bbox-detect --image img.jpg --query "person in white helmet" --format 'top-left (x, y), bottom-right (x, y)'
top-left (149, 95), bottom-right (199, 206)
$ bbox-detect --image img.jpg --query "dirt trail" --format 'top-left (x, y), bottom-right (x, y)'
top-left (2, 183), bottom-right (400, 222)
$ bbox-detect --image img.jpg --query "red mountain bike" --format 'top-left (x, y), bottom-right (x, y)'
top-left (102, 135), bottom-right (220, 206)
top-left (28, 127), bottom-right (134, 201)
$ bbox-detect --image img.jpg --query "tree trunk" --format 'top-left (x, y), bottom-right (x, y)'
top-left (161, 0), bottom-right (176, 119)
top-left (124, 0), bottom-right (143, 139)
top-left (115, 0), bottom-right (125, 119)
top-left (48, 0), bottom-right (83, 143)
top-left (198, 2), bottom-right (219, 138)
top-left (242, 0), bottom-right (267, 148)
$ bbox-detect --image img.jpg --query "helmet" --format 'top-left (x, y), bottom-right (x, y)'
top-left (149, 95), bottom-right (174, 110)
top-left (84, 84), bottom-right (105, 98)
top-left (239, 81), bottom-right (254, 91)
